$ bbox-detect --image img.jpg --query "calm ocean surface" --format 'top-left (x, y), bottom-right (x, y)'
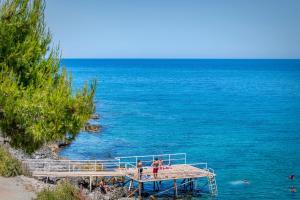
top-left (60, 59), bottom-right (300, 199)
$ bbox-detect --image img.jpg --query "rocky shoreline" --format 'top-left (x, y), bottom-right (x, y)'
top-left (4, 142), bottom-right (59, 160)
top-left (0, 112), bottom-right (133, 200)
top-left (0, 135), bottom-right (132, 200)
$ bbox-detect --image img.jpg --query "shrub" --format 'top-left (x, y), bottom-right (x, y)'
top-left (0, 146), bottom-right (22, 177)
top-left (35, 182), bottom-right (86, 200)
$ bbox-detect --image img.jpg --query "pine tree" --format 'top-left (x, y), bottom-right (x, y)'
top-left (0, 0), bottom-right (96, 153)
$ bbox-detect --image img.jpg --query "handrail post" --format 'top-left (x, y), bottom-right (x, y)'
top-left (69, 160), bottom-right (71, 172)
top-left (169, 154), bottom-right (171, 165)
top-left (136, 157), bottom-right (138, 167)
top-left (184, 153), bottom-right (186, 165)
top-left (94, 160), bottom-right (96, 171)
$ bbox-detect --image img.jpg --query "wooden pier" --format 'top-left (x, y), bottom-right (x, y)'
top-left (23, 153), bottom-right (218, 198)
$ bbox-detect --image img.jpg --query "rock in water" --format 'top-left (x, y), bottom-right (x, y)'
top-left (83, 123), bottom-right (102, 133)
top-left (91, 114), bottom-right (100, 120)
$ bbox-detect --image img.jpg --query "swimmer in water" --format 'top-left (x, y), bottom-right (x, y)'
top-left (229, 179), bottom-right (250, 186)
top-left (290, 186), bottom-right (296, 193)
top-left (289, 175), bottom-right (295, 180)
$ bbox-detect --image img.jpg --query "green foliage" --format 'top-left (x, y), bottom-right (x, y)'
top-left (0, 0), bottom-right (95, 153)
top-left (0, 146), bottom-right (23, 177)
top-left (35, 182), bottom-right (85, 200)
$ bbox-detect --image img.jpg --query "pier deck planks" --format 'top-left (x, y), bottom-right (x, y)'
top-left (124, 164), bottom-right (214, 182)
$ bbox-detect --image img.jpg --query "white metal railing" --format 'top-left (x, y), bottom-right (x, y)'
top-left (23, 153), bottom-right (214, 179)
top-left (22, 153), bottom-right (217, 196)
top-left (205, 167), bottom-right (215, 176)
top-left (116, 153), bottom-right (187, 168)
top-left (23, 159), bottom-right (120, 173)
top-left (206, 167), bottom-right (218, 196)
top-left (122, 162), bottom-right (209, 181)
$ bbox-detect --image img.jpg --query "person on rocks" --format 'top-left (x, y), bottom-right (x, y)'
top-left (99, 180), bottom-right (109, 194)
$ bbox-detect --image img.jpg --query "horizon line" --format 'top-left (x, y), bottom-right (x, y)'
top-left (61, 58), bottom-right (300, 60)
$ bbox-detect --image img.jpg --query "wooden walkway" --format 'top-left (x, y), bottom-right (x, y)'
top-left (23, 153), bottom-right (218, 198)
top-left (124, 164), bottom-right (214, 182)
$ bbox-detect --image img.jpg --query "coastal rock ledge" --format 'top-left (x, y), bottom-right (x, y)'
top-left (91, 114), bottom-right (100, 120)
top-left (83, 122), bottom-right (102, 133)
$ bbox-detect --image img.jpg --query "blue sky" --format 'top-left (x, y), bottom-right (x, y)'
top-left (45, 0), bottom-right (300, 59)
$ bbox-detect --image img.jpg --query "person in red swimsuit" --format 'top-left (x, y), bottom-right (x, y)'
top-left (152, 158), bottom-right (159, 179)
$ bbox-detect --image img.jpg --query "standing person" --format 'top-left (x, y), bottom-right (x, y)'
top-left (159, 158), bottom-right (164, 170)
top-left (152, 158), bottom-right (159, 179)
top-left (137, 160), bottom-right (143, 180)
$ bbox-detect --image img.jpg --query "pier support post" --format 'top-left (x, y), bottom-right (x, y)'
top-left (153, 181), bottom-right (155, 191)
top-left (189, 178), bottom-right (192, 191)
top-left (89, 176), bottom-right (92, 192)
top-left (138, 182), bottom-right (142, 199)
top-left (153, 181), bottom-right (159, 191)
top-left (182, 179), bottom-right (186, 191)
top-left (174, 179), bottom-right (177, 198)
top-left (129, 179), bottom-right (133, 190)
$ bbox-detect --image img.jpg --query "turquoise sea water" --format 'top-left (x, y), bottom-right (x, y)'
top-left (60, 59), bottom-right (300, 199)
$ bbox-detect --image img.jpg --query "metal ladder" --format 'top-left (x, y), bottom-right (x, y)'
top-left (207, 169), bottom-right (218, 197)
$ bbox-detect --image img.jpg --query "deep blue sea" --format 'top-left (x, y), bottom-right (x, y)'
top-left (60, 59), bottom-right (300, 199)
